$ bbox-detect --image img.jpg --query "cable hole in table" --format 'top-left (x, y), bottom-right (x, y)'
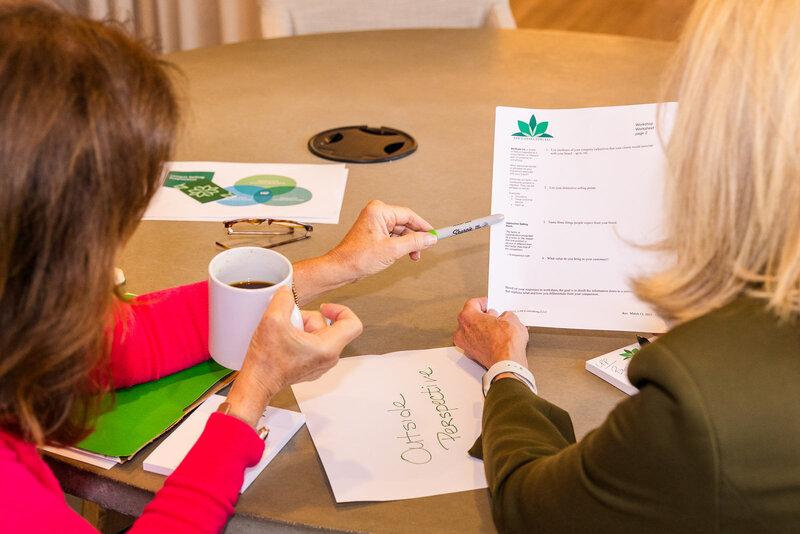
top-left (308, 125), bottom-right (417, 163)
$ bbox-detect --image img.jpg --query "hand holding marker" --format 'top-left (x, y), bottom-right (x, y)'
top-left (429, 214), bottom-right (505, 239)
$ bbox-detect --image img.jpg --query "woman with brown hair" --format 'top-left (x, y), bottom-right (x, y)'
top-left (0, 4), bottom-right (436, 532)
top-left (455, 0), bottom-right (800, 532)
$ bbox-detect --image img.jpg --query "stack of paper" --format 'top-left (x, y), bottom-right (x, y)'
top-left (42, 360), bottom-right (233, 469)
top-left (40, 445), bottom-right (123, 470)
top-left (143, 395), bottom-right (305, 493)
top-left (585, 342), bottom-right (641, 395)
top-left (144, 161), bottom-right (348, 224)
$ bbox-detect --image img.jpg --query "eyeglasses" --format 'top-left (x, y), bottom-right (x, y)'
top-left (215, 218), bottom-right (313, 249)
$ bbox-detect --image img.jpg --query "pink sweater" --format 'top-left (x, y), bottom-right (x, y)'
top-left (0, 282), bottom-right (265, 533)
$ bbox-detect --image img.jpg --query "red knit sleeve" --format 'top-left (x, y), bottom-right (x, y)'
top-left (1, 412), bottom-right (263, 534)
top-left (107, 281), bottom-right (210, 388)
top-left (129, 412), bottom-right (265, 533)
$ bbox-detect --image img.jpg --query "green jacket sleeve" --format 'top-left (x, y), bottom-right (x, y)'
top-left (477, 346), bottom-right (719, 534)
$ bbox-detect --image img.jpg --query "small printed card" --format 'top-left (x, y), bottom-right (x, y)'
top-left (143, 395), bottom-right (305, 493)
top-left (585, 342), bottom-right (642, 396)
top-left (164, 171), bottom-right (233, 203)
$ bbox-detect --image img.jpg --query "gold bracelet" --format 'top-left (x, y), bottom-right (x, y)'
top-left (291, 281), bottom-right (300, 306)
top-left (216, 401), bottom-right (269, 441)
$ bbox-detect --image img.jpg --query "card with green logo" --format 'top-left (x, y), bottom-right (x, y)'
top-left (164, 171), bottom-right (232, 203)
top-left (164, 170), bottom-right (215, 187)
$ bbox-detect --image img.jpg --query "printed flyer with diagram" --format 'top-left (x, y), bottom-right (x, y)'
top-left (144, 161), bottom-right (348, 224)
top-left (488, 103), bottom-right (678, 333)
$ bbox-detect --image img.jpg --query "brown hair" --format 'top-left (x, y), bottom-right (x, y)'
top-left (635, 0), bottom-right (800, 323)
top-left (0, 3), bottom-right (179, 445)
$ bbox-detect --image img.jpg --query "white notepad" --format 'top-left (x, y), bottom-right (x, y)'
top-left (585, 342), bottom-right (641, 396)
top-left (143, 394), bottom-right (305, 492)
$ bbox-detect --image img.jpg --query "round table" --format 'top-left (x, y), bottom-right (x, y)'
top-left (47, 29), bottom-right (676, 533)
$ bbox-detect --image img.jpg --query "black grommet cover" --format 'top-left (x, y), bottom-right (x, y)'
top-left (308, 125), bottom-right (417, 163)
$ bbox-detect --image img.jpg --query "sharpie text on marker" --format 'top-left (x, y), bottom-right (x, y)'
top-left (429, 214), bottom-right (505, 240)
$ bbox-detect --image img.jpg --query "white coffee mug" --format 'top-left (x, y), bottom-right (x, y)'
top-left (208, 247), bottom-right (304, 370)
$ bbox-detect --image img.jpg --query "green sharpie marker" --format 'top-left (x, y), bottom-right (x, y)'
top-left (429, 214), bottom-right (505, 239)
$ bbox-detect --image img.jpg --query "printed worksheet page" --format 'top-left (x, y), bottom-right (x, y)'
top-left (488, 104), bottom-right (677, 333)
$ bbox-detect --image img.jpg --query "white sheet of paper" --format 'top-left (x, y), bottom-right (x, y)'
top-left (488, 104), bottom-right (677, 333)
top-left (41, 446), bottom-right (121, 470)
top-left (143, 395), bottom-right (306, 493)
top-left (291, 347), bottom-right (487, 503)
top-left (144, 161), bottom-right (348, 224)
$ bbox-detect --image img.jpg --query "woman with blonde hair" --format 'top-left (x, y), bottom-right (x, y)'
top-left (0, 3), bottom-right (436, 532)
top-left (455, 0), bottom-right (800, 531)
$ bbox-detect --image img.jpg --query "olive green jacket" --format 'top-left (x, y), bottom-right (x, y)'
top-left (470, 298), bottom-right (800, 533)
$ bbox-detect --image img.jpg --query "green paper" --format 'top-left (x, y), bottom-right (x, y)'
top-left (164, 170), bottom-right (215, 187)
top-left (173, 178), bottom-right (233, 203)
top-left (165, 171), bottom-right (232, 203)
top-left (77, 360), bottom-right (232, 458)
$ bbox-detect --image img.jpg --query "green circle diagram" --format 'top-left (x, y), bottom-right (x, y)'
top-left (236, 174), bottom-right (297, 197)
top-left (265, 187), bottom-right (313, 206)
top-left (230, 174), bottom-right (313, 206)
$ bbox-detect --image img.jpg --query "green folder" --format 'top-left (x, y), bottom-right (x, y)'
top-left (77, 360), bottom-right (233, 459)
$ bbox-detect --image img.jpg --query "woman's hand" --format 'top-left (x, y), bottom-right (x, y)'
top-left (453, 297), bottom-right (529, 370)
top-left (224, 286), bottom-right (363, 428)
top-left (293, 200), bottom-right (436, 304)
top-left (328, 199), bottom-right (437, 277)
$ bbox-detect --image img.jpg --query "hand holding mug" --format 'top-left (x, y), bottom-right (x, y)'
top-left (208, 247), bottom-right (303, 370)
top-left (224, 287), bottom-right (363, 428)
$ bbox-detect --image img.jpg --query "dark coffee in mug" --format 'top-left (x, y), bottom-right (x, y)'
top-left (230, 280), bottom-right (275, 290)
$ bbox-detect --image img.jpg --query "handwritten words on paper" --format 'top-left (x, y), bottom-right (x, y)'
top-left (388, 366), bottom-right (463, 465)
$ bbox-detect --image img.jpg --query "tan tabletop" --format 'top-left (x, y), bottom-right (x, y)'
top-left (46, 29), bottom-right (675, 533)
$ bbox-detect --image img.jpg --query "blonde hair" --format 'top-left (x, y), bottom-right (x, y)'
top-left (635, 0), bottom-right (800, 323)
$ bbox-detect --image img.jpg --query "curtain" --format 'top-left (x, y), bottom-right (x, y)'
top-left (52, 0), bottom-right (263, 54)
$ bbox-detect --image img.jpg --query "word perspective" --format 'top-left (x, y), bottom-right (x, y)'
top-left (388, 366), bottom-right (462, 465)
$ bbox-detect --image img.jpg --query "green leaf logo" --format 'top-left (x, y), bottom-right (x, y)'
top-left (513, 114), bottom-right (553, 138)
top-left (620, 348), bottom-right (639, 360)
top-left (534, 121), bottom-right (549, 136)
top-left (187, 184), bottom-right (219, 198)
